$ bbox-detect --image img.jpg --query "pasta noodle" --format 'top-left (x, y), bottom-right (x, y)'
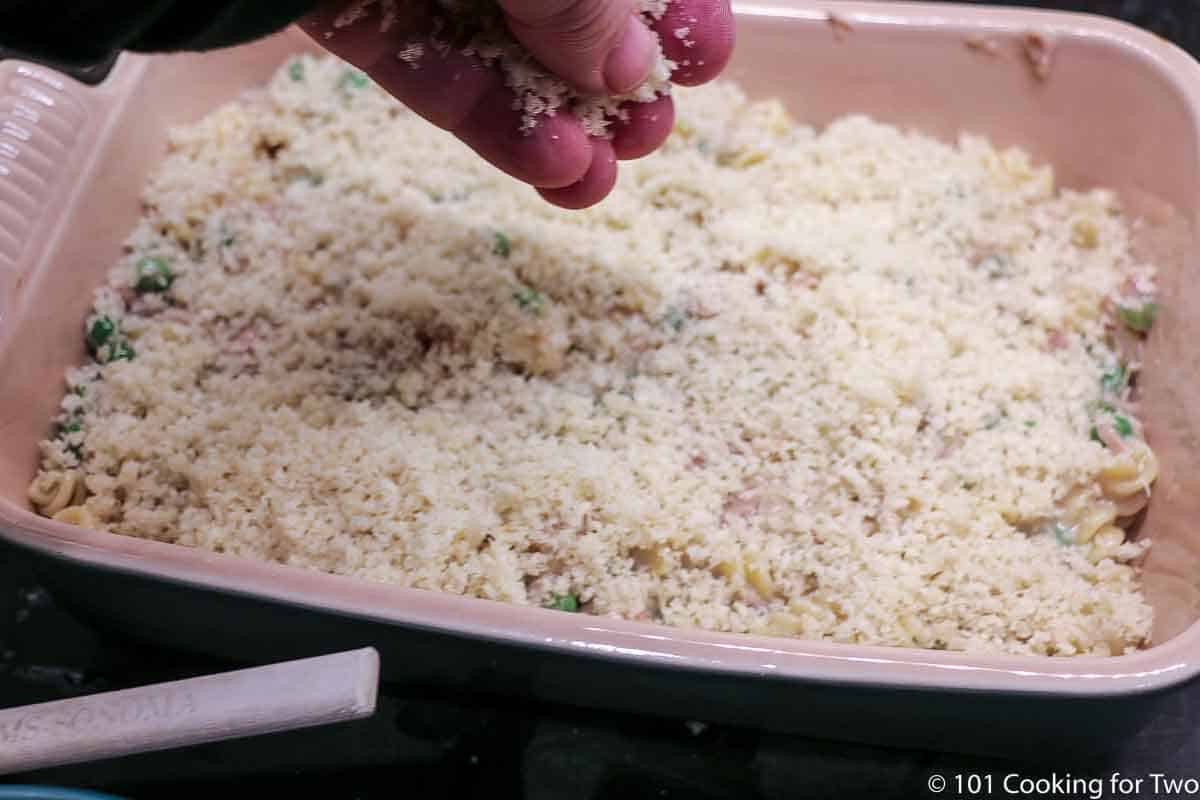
top-left (27, 470), bottom-right (84, 517)
top-left (52, 505), bottom-right (97, 528)
top-left (1062, 488), bottom-right (1118, 541)
top-left (1100, 444), bottom-right (1158, 512)
top-left (1060, 443), bottom-right (1158, 563)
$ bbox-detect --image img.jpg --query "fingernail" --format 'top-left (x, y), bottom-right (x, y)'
top-left (604, 16), bottom-right (656, 95)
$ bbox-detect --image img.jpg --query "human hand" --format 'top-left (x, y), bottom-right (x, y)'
top-left (299, 0), bottom-right (734, 209)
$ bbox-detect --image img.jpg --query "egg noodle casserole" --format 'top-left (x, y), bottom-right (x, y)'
top-left (29, 56), bottom-right (1162, 657)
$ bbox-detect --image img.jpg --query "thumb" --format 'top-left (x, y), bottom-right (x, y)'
top-left (497, 0), bottom-right (658, 96)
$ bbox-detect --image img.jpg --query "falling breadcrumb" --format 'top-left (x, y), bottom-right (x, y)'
top-left (333, 0), bottom-right (373, 29)
top-left (333, 0), bottom-right (677, 135)
top-left (397, 42), bottom-right (425, 67)
top-left (453, 0), bottom-right (676, 134)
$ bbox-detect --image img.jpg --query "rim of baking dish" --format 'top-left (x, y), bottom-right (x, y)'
top-left (3, 2), bottom-right (1200, 698)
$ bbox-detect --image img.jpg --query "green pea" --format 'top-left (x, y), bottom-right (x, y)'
top-left (1100, 365), bottom-right (1126, 394)
top-left (547, 594), bottom-right (580, 612)
top-left (288, 60), bottom-right (305, 82)
top-left (664, 307), bottom-right (687, 333)
top-left (1118, 302), bottom-right (1157, 333)
top-left (135, 256), bottom-right (174, 293)
top-left (514, 285), bottom-right (544, 315)
top-left (1113, 415), bottom-right (1134, 438)
top-left (340, 69), bottom-right (369, 90)
top-left (108, 341), bottom-right (135, 362)
top-left (1092, 413), bottom-right (1134, 446)
top-left (86, 316), bottom-right (116, 351)
top-left (1054, 522), bottom-right (1074, 546)
top-left (493, 231), bottom-right (511, 258)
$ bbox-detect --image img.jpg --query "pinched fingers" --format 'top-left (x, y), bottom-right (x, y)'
top-left (301, 7), bottom-right (593, 190)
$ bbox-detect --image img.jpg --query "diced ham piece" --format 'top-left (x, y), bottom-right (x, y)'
top-left (1096, 423), bottom-right (1127, 454)
top-left (722, 490), bottom-right (759, 522)
top-left (1045, 329), bottom-right (1069, 352)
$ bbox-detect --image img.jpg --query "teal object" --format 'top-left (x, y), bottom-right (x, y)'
top-left (0, 788), bottom-right (125, 800)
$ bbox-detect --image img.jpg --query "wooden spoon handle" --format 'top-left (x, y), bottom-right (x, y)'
top-left (0, 648), bottom-right (379, 774)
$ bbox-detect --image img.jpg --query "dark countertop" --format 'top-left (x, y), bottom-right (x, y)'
top-left (6, 2), bottom-right (1200, 797)
top-left (6, 551), bottom-right (1200, 798)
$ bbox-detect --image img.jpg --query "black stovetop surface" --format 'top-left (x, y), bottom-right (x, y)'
top-left (7, 2), bottom-right (1200, 796)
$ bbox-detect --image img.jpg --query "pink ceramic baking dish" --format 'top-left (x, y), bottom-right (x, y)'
top-left (2, 2), bottom-right (1199, 759)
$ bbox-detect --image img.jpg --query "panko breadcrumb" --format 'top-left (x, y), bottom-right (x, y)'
top-left (32, 55), bottom-right (1160, 657)
top-left (330, 0), bottom-right (676, 135)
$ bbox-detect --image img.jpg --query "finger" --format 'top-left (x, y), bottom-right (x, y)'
top-left (651, 0), bottom-right (735, 86)
top-left (370, 44), bottom-right (595, 189)
top-left (303, 5), bottom-right (500, 133)
top-left (456, 84), bottom-right (595, 189)
top-left (498, 0), bottom-right (658, 95)
top-left (538, 138), bottom-right (619, 209)
top-left (610, 96), bottom-right (675, 161)
top-left (298, 1), bottom-right (424, 65)
top-left (300, 8), bottom-right (593, 189)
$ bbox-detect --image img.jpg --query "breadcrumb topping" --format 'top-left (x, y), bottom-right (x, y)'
top-left (31, 57), bottom-right (1158, 657)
